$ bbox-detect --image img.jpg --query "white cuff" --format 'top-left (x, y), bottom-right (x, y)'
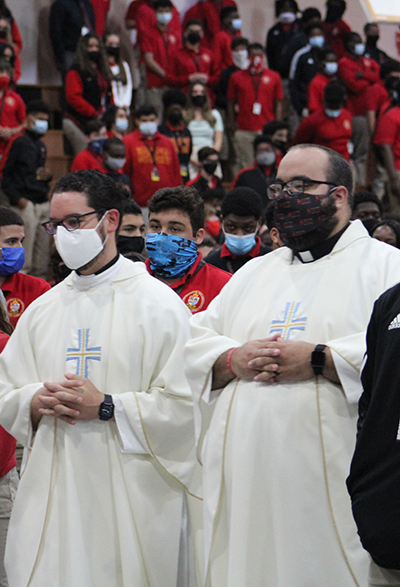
top-left (112, 395), bottom-right (149, 454)
top-left (331, 349), bottom-right (362, 404)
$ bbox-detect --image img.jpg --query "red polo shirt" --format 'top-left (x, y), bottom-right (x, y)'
top-left (212, 29), bottom-right (240, 73)
top-left (1, 271), bottom-right (51, 328)
top-left (128, 0), bottom-right (181, 48)
top-left (227, 67), bottom-right (283, 131)
top-left (123, 130), bottom-right (182, 207)
top-left (338, 55), bottom-right (380, 116)
top-left (0, 89), bottom-right (26, 159)
top-left (367, 81), bottom-right (389, 113)
top-left (322, 19), bottom-right (351, 60)
top-left (293, 108), bottom-right (352, 161)
top-left (183, 0), bottom-right (237, 47)
top-left (141, 27), bottom-right (180, 88)
top-left (374, 106), bottom-right (400, 169)
top-left (166, 45), bottom-right (219, 88)
top-left (308, 72), bottom-right (333, 113)
top-left (71, 148), bottom-right (107, 172)
top-left (146, 253), bottom-right (230, 313)
top-left (90, 0), bottom-right (111, 37)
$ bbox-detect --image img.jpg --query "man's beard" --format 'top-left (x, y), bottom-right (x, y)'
top-left (282, 195), bottom-right (339, 252)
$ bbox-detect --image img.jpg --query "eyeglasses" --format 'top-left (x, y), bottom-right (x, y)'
top-left (267, 179), bottom-right (338, 200)
top-left (42, 210), bottom-right (103, 235)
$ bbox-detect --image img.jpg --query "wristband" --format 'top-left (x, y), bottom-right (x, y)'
top-left (226, 347), bottom-right (239, 377)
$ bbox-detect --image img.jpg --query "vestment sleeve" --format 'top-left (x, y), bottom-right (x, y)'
top-left (326, 332), bottom-right (366, 404)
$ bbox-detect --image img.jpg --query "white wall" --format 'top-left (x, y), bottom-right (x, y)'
top-left (8, 0), bottom-right (400, 86)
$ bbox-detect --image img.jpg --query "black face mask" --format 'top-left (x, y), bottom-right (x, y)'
top-left (106, 46), bottom-right (120, 59)
top-left (203, 161), bottom-right (218, 175)
top-left (366, 35), bottom-right (379, 48)
top-left (272, 139), bottom-right (287, 152)
top-left (191, 94), bottom-right (207, 107)
top-left (325, 6), bottom-right (343, 23)
top-left (187, 31), bottom-right (201, 45)
top-left (88, 50), bottom-right (100, 63)
top-left (167, 109), bottom-right (183, 125)
top-left (117, 235), bottom-right (145, 255)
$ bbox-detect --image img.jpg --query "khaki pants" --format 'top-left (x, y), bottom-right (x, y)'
top-left (234, 129), bottom-right (258, 170)
top-left (62, 118), bottom-right (86, 155)
top-left (370, 560), bottom-right (400, 586)
top-left (145, 87), bottom-right (167, 118)
top-left (0, 467), bottom-right (19, 587)
top-left (11, 200), bottom-right (50, 279)
top-left (351, 115), bottom-right (369, 188)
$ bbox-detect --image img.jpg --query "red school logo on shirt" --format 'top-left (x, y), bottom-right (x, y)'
top-left (202, 53), bottom-right (211, 63)
top-left (7, 297), bottom-right (24, 318)
top-left (344, 119), bottom-right (351, 130)
top-left (5, 96), bottom-right (14, 107)
top-left (262, 76), bottom-right (270, 85)
top-left (183, 290), bottom-right (205, 312)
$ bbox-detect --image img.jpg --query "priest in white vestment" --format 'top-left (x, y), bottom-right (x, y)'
top-left (185, 146), bottom-right (400, 587)
top-left (0, 170), bottom-right (201, 587)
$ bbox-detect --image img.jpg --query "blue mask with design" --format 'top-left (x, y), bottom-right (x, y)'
top-left (0, 247), bottom-right (25, 276)
top-left (89, 138), bottom-right (106, 155)
top-left (223, 230), bottom-right (257, 255)
top-left (146, 232), bottom-right (198, 278)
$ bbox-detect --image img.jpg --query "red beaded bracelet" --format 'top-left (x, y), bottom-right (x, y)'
top-left (226, 347), bottom-right (238, 377)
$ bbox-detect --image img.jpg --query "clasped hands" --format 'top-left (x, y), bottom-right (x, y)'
top-left (230, 333), bottom-right (316, 384)
top-left (31, 373), bottom-right (104, 428)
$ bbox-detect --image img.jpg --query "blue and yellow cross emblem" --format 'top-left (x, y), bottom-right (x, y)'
top-left (269, 302), bottom-right (307, 340)
top-left (66, 329), bottom-right (101, 377)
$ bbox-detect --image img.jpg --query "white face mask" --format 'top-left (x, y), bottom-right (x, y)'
top-left (139, 121), bottom-right (158, 137)
top-left (115, 118), bottom-right (129, 132)
top-left (256, 151), bottom-right (276, 166)
top-left (54, 212), bottom-right (108, 270)
top-left (232, 49), bottom-right (249, 70)
top-left (279, 12), bottom-right (296, 23)
top-left (231, 18), bottom-right (242, 31)
top-left (354, 43), bottom-right (365, 56)
top-left (105, 156), bottom-right (126, 171)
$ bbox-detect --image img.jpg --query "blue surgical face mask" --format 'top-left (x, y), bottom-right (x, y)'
top-left (0, 247), bottom-right (25, 276)
top-left (146, 232), bottom-right (198, 278)
top-left (325, 107), bottom-right (342, 118)
top-left (354, 43), bottom-right (365, 56)
top-left (324, 61), bottom-right (338, 75)
top-left (309, 35), bottom-right (325, 48)
top-left (139, 121), bottom-right (158, 137)
top-left (89, 138), bottom-right (106, 155)
top-left (231, 18), bottom-right (242, 31)
top-left (115, 118), bottom-right (129, 133)
top-left (32, 119), bottom-right (48, 135)
top-left (157, 12), bottom-right (172, 25)
top-left (223, 229), bottom-right (257, 256)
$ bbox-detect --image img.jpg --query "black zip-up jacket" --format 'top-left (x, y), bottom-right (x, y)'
top-left (2, 130), bottom-right (49, 206)
top-left (347, 282), bottom-right (400, 570)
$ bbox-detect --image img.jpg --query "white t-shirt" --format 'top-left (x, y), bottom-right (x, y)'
top-left (188, 109), bottom-right (224, 150)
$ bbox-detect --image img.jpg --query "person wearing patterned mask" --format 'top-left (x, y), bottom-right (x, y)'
top-left (2, 100), bottom-right (53, 279)
top-left (206, 186), bottom-right (271, 273)
top-left (146, 185), bottom-right (230, 313)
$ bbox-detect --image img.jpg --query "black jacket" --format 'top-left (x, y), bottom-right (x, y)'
top-left (347, 283), bottom-right (400, 570)
top-left (289, 45), bottom-right (321, 115)
top-left (158, 123), bottom-right (192, 181)
top-left (266, 19), bottom-right (303, 78)
top-left (2, 130), bottom-right (50, 206)
top-left (233, 165), bottom-right (276, 210)
top-left (49, 0), bottom-right (95, 72)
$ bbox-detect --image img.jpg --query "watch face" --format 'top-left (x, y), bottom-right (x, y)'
top-left (102, 406), bottom-right (113, 417)
top-left (312, 352), bottom-right (325, 367)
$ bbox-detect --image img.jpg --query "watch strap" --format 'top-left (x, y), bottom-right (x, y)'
top-left (311, 343), bottom-right (327, 376)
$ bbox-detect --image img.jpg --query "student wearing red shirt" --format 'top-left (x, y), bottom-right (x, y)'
top-left (183, 0), bottom-right (237, 47)
top-left (90, 0), bottom-right (111, 37)
top-left (0, 207), bottom-right (50, 328)
top-left (374, 80), bottom-right (400, 214)
top-left (63, 33), bottom-right (112, 155)
top-left (71, 120), bottom-right (108, 172)
top-left (123, 105), bottom-right (182, 210)
top-left (338, 31), bottom-right (379, 187)
top-left (187, 146), bottom-right (223, 194)
top-left (102, 105), bottom-right (129, 140)
top-left (212, 6), bottom-right (242, 73)
top-left (367, 61), bottom-right (400, 134)
top-left (228, 42), bottom-right (283, 169)
top-left (0, 60), bottom-right (25, 164)
top-left (293, 81), bottom-right (352, 162)
top-left (323, 0), bottom-right (350, 60)
top-left (146, 185), bottom-right (230, 313)
top-left (166, 19), bottom-right (219, 90)
top-left (307, 48), bottom-right (338, 113)
top-left (141, 0), bottom-right (180, 115)
top-left (125, 0), bottom-right (181, 49)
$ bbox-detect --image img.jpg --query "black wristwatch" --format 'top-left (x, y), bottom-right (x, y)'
top-left (311, 344), bottom-right (327, 376)
top-left (99, 394), bottom-right (114, 421)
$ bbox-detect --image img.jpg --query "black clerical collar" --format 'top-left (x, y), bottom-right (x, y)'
top-left (294, 223), bottom-right (350, 263)
top-left (76, 253), bottom-right (120, 276)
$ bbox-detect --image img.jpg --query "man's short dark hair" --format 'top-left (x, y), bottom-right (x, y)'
top-left (135, 105), bottom-right (158, 119)
top-left (184, 19), bottom-right (203, 30)
top-left (319, 48), bottom-right (337, 62)
top-left (275, 0), bottom-right (298, 17)
top-left (162, 89), bottom-right (187, 109)
top-left (153, 0), bottom-right (173, 10)
top-left (26, 100), bottom-right (50, 116)
top-left (253, 134), bottom-right (273, 152)
top-left (364, 22), bottom-right (377, 34)
top-left (302, 7), bottom-right (321, 23)
top-left (248, 42), bottom-right (264, 53)
top-left (352, 190), bottom-right (383, 214)
top-left (0, 206), bottom-right (23, 227)
top-left (198, 146), bottom-right (218, 162)
top-left (231, 37), bottom-right (248, 50)
top-left (122, 198), bottom-right (142, 216)
top-left (149, 186), bottom-right (205, 234)
top-left (304, 21), bottom-right (323, 37)
top-left (221, 187), bottom-right (263, 220)
top-left (85, 119), bottom-right (105, 136)
top-left (380, 59), bottom-right (400, 80)
top-left (345, 31), bottom-right (361, 47)
top-left (103, 137), bottom-right (125, 153)
top-left (53, 170), bottom-right (126, 230)
top-left (324, 80), bottom-right (346, 106)
top-left (289, 144), bottom-right (354, 204)
top-left (202, 187), bottom-right (225, 204)
top-left (262, 120), bottom-right (289, 137)
top-left (220, 6), bottom-right (237, 21)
